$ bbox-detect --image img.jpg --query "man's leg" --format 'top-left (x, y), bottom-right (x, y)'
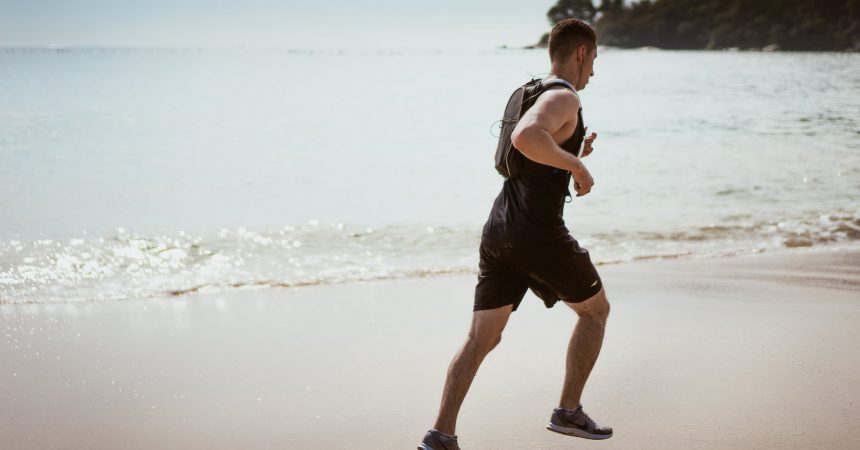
top-left (432, 304), bottom-right (514, 436)
top-left (558, 287), bottom-right (610, 409)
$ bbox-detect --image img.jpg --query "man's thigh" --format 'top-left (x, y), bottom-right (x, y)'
top-left (474, 242), bottom-right (530, 312)
top-left (520, 235), bottom-right (603, 309)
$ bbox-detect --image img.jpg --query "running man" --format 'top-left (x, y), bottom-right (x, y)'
top-left (418, 19), bottom-right (612, 450)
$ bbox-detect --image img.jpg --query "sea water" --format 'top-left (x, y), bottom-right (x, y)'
top-left (1, 47), bottom-right (858, 303)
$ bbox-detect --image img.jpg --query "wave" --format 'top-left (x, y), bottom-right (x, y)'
top-left (1, 211), bottom-right (858, 304)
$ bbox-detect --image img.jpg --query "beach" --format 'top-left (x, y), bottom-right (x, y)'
top-left (2, 247), bottom-right (858, 449)
top-left (3, 11), bottom-right (860, 450)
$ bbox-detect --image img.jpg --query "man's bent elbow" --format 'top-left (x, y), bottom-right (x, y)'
top-left (511, 127), bottom-right (536, 158)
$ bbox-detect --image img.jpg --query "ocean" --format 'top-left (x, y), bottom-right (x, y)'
top-left (1, 47), bottom-right (858, 303)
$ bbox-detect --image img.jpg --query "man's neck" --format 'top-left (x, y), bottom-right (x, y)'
top-left (546, 67), bottom-right (581, 88)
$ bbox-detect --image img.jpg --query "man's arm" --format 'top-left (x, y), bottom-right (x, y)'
top-left (510, 89), bottom-right (594, 196)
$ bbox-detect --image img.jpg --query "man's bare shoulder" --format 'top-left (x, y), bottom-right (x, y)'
top-left (513, 85), bottom-right (582, 140)
top-left (531, 87), bottom-right (581, 115)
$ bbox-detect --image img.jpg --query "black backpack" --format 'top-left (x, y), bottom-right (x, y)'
top-left (494, 78), bottom-right (577, 178)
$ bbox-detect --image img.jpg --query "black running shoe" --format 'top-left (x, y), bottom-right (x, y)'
top-left (546, 405), bottom-right (613, 440)
top-left (417, 428), bottom-right (461, 450)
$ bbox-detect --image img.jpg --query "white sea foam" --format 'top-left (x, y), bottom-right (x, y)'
top-left (1, 211), bottom-right (858, 304)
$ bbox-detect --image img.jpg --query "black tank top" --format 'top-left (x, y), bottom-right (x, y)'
top-left (481, 107), bottom-right (586, 247)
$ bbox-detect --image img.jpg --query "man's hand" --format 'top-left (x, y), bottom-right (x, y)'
top-left (581, 127), bottom-right (597, 157)
top-left (571, 159), bottom-right (594, 197)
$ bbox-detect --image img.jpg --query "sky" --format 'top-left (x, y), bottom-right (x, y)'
top-left (0, 0), bottom-right (555, 50)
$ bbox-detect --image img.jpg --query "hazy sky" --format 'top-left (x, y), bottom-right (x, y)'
top-left (0, 0), bottom-right (554, 49)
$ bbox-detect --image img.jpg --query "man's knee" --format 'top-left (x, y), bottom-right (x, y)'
top-left (488, 333), bottom-right (504, 352)
top-left (467, 304), bottom-right (512, 352)
top-left (466, 328), bottom-right (503, 353)
top-left (564, 288), bottom-right (610, 321)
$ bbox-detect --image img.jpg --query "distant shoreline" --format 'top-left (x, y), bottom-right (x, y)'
top-left (4, 45), bottom-right (858, 54)
top-left (506, 43), bottom-right (859, 53)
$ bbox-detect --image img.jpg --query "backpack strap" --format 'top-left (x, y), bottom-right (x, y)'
top-left (540, 78), bottom-right (576, 92)
top-left (522, 78), bottom-right (578, 105)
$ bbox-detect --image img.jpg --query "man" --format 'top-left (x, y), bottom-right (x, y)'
top-left (418, 19), bottom-right (612, 450)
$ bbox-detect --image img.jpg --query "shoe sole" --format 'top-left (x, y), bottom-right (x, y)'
top-left (546, 423), bottom-right (613, 440)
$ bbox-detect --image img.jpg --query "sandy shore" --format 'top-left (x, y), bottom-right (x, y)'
top-left (2, 247), bottom-right (859, 449)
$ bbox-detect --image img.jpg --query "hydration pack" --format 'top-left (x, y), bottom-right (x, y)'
top-left (493, 78), bottom-right (577, 179)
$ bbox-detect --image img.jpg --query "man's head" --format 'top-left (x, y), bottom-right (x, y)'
top-left (548, 18), bottom-right (598, 90)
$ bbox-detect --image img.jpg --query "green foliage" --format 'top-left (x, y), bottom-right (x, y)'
top-left (546, 0), bottom-right (860, 50)
top-left (547, 0), bottom-right (598, 23)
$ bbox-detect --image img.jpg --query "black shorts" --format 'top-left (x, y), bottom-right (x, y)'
top-left (474, 235), bottom-right (602, 312)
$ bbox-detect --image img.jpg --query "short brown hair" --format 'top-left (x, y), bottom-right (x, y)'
top-left (548, 18), bottom-right (597, 64)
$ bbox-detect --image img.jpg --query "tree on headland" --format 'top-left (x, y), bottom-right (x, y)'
top-left (534, 0), bottom-right (860, 51)
top-left (536, 0), bottom-right (599, 47)
top-left (547, 0), bottom-right (597, 23)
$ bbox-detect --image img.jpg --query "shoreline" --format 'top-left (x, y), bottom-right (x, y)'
top-left (3, 241), bottom-right (858, 306)
top-left (517, 43), bottom-right (860, 53)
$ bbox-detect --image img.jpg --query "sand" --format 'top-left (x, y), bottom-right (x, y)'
top-left (1, 247), bottom-right (859, 449)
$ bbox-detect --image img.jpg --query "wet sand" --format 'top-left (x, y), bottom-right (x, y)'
top-left (2, 247), bottom-right (859, 449)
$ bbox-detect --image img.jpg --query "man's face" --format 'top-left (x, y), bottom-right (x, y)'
top-left (576, 46), bottom-right (597, 91)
